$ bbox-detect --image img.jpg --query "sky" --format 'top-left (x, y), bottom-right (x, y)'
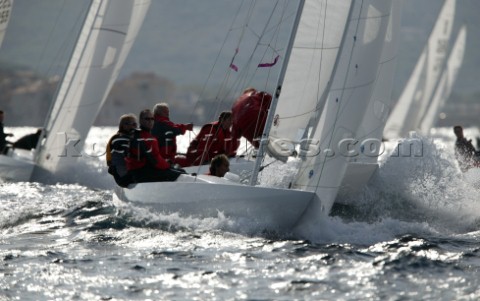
top-left (0, 0), bottom-right (479, 101)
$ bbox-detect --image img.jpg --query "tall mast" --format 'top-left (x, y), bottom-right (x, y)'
top-left (249, 0), bottom-right (305, 186)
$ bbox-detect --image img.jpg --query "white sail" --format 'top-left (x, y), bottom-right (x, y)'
top-left (419, 25), bottom-right (466, 134)
top-left (337, 0), bottom-right (402, 200)
top-left (268, 1), bottom-right (351, 150)
top-left (33, 0), bottom-right (150, 179)
top-left (290, 0), bottom-right (392, 212)
top-left (355, 0), bottom-right (402, 152)
top-left (384, 0), bottom-right (455, 139)
top-left (114, 0), bottom-right (395, 233)
top-left (0, 0), bottom-right (13, 47)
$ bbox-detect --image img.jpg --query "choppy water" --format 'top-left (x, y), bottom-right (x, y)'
top-left (1, 126), bottom-right (480, 300)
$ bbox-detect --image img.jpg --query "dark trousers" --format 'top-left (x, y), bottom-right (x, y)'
top-left (108, 166), bottom-right (134, 188)
top-left (130, 165), bottom-right (185, 183)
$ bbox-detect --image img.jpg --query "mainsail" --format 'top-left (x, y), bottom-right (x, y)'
top-left (419, 25), bottom-right (467, 134)
top-left (267, 1), bottom-right (351, 152)
top-left (354, 0), bottom-right (402, 154)
top-left (33, 0), bottom-right (150, 180)
top-left (264, 0), bottom-right (392, 213)
top-left (384, 0), bottom-right (455, 139)
top-left (334, 0), bottom-right (402, 201)
top-left (0, 0), bottom-right (13, 47)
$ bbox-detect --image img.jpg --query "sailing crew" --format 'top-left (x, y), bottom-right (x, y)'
top-left (106, 114), bottom-right (137, 187)
top-left (231, 87), bottom-right (272, 148)
top-left (12, 128), bottom-right (43, 150)
top-left (0, 110), bottom-right (13, 154)
top-left (207, 154), bottom-right (230, 177)
top-left (127, 109), bottom-right (185, 183)
top-left (151, 102), bottom-right (193, 165)
top-left (184, 111), bottom-right (239, 166)
top-left (453, 125), bottom-right (480, 172)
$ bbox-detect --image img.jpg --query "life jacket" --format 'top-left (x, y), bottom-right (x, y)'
top-left (151, 116), bottom-right (189, 161)
top-left (106, 132), bottom-right (127, 166)
top-left (186, 121), bottom-right (236, 166)
top-left (231, 91), bottom-right (272, 148)
top-left (126, 129), bottom-right (170, 171)
top-left (107, 132), bottom-right (132, 175)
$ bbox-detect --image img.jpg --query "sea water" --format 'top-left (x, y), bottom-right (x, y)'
top-left (1, 126), bottom-right (480, 300)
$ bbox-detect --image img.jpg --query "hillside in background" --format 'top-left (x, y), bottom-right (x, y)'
top-left (0, 0), bottom-right (479, 126)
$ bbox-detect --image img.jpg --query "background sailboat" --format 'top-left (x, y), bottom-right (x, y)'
top-left (0, 0), bottom-right (151, 182)
top-left (384, 0), bottom-right (455, 139)
top-left (418, 25), bottom-right (467, 135)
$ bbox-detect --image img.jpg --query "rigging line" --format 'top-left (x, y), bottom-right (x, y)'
top-left (195, 0), bottom-right (261, 119)
top-left (228, 0), bottom-right (256, 72)
top-left (230, 0), bottom-right (282, 139)
top-left (188, 0), bottom-right (246, 122)
top-left (206, 1), bottom-right (291, 173)
top-left (237, 157), bottom-right (279, 182)
top-left (235, 0), bottom-right (280, 75)
top-left (224, 0), bottom-right (294, 101)
top-left (243, 0), bottom-right (281, 70)
top-left (214, 14), bottom-right (283, 108)
top-left (43, 2), bottom-right (91, 78)
top-left (35, 0), bottom-right (67, 76)
top-left (258, 1), bottom-right (294, 93)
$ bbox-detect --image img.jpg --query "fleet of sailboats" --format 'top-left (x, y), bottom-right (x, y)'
top-left (418, 25), bottom-right (466, 135)
top-left (0, 0), bottom-right (470, 233)
top-left (384, 0), bottom-right (460, 139)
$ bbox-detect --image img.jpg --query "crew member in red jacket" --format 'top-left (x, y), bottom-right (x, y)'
top-left (151, 102), bottom-right (193, 164)
top-left (185, 111), bottom-right (239, 166)
top-left (231, 87), bottom-right (272, 148)
top-left (127, 109), bottom-right (185, 183)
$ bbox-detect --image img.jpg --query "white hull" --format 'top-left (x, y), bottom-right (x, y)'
top-left (0, 149), bottom-right (35, 182)
top-left (114, 174), bottom-right (319, 233)
top-left (336, 161), bottom-right (378, 203)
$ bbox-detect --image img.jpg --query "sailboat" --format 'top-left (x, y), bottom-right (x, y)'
top-left (115, 0), bottom-right (393, 233)
top-left (384, 0), bottom-right (456, 139)
top-left (337, 0), bottom-right (402, 200)
top-left (418, 25), bottom-right (467, 135)
top-left (0, 0), bottom-right (151, 182)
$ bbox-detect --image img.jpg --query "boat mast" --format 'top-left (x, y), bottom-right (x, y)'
top-left (249, 0), bottom-right (305, 186)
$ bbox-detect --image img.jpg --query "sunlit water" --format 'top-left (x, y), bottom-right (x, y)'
top-left (1, 126), bottom-right (480, 300)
